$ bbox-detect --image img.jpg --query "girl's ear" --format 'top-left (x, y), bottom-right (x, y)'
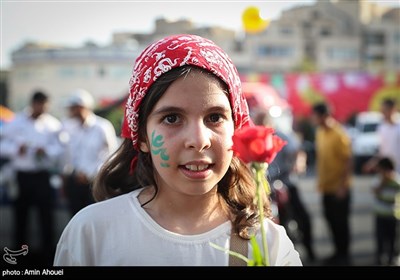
top-left (139, 140), bottom-right (150, 153)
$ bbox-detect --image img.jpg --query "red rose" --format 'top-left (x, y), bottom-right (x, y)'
top-left (232, 125), bottom-right (287, 164)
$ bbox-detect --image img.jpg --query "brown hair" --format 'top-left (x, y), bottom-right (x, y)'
top-left (93, 66), bottom-right (271, 239)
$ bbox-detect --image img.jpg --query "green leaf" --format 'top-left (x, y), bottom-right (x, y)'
top-left (249, 235), bottom-right (264, 266)
top-left (209, 242), bottom-right (250, 265)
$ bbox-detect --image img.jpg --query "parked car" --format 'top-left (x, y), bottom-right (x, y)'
top-left (351, 111), bottom-right (382, 174)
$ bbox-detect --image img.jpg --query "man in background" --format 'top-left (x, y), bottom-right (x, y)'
top-left (311, 102), bottom-right (353, 265)
top-left (0, 91), bottom-right (63, 265)
top-left (364, 98), bottom-right (400, 174)
top-left (61, 89), bottom-right (118, 217)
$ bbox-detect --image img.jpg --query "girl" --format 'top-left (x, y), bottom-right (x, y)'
top-left (53, 34), bottom-right (302, 266)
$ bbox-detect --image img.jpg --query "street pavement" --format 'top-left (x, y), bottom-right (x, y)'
top-left (294, 172), bottom-right (399, 266)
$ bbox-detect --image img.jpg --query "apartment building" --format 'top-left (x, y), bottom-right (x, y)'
top-left (7, 0), bottom-right (399, 114)
top-left (236, 0), bottom-right (364, 73)
top-left (8, 19), bottom-right (237, 115)
top-left (9, 42), bottom-right (137, 117)
top-left (363, 11), bottom-right (400, 73)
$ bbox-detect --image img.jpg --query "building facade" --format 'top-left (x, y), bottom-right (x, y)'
top-left (9, 42), bottom-right (136, 117)
top-left (7, 0), bottom-right (400, 115)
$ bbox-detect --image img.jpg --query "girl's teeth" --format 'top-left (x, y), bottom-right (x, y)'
top-left (185, 165), bottom-right (209, 171)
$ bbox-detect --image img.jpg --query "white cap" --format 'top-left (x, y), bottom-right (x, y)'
top-left (65, 88), bottom-right (95, 109)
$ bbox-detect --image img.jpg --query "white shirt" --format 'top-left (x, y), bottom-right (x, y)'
top-left (0, 109), bottom-right (63, 172)
top-left (61, 113), bottom-right (118, 179)
top-left (54, 188), bottom-right (302, 266)
top-left (378, 120), bottom-right (400, 173)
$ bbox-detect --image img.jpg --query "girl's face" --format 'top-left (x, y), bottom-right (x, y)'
top-left (140, 71), bottom-right (234, 197)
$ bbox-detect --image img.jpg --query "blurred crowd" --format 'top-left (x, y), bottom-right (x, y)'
top-left (0, 89), bottom-right (118, 265)
top-left (0, 87), bottom-right (399, 266)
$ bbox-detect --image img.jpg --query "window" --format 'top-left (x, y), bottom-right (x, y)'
top-left (58, 67), bottom-right (75, 78)
top-left (366, 54), bottom-right (385, 62)
top-left (109, 66), bottom-right (131, 79)
top-left (16, 69), bottom-right (31, 80)
top-left (328, 47), bottom-right (358, 60)
top-left (320, 28), bottom-right (331, 37)
top-left (365, 32), bottom-right (385, 45)
top-left (303, 21), bottom-right (311, 30)
top-left (394, 31), bottom-right (400, 44)
top-left (280, 27), bottom-right (293, 35)
top-left (361, 123), bottom-right (378, 133)
top-left (394, 54), bottom-right (400, 66)
top-left (257, 46), bottom-right (294, 57)
top-left (98, 67), bottom-right (106, 77)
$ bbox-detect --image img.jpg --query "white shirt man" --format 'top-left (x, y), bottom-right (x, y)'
top-left (62, 112), bottom-right (118, 180)
top-left (377, 119), bottom-right (400, 174)
top-left (61, 89), bottom-right (118, 216)
top-left (364, 99), bottom-right (400, 175)
top-left (0, 91), bottom-right (63, 265)
top-left (0, 108), bottom-right (63, 172)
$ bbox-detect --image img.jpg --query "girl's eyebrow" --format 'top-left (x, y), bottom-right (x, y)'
top-left (152, 106), bottom-right (186, 116)
top-left (152, 105), bottom-right (231, 116)
top-left (207, 106), bottom-right (232, 114)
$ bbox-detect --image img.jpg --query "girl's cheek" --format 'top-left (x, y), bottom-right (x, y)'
top-left (223, 126), bottom-right (235, 147)
top-left (150, 129), bottom-right (171, 168)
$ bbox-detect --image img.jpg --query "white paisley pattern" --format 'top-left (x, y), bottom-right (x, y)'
top-left (122, 34), bottom-right (250, 149)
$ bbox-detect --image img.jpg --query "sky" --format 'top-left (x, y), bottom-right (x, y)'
top-left (1, 0), bottom-right (399, 69)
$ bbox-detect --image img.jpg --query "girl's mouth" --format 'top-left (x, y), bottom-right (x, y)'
top-left (184, 164), bottom-right (210, 171)
top-left (178, 164), bottom-right (214, 179)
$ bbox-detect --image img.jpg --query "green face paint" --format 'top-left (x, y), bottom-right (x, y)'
top-left (151, 130), bottom-right (170, 168)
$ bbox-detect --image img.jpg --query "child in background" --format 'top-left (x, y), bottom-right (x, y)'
top-left (54, 34), bottom-right (301, 266)
top-left (373, 157), bottom-right (400, 266)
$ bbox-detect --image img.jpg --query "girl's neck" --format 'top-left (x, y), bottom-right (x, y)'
top-left (138, 186), bottom-right (229, 235)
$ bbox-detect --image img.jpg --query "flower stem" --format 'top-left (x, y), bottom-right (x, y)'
top-left (255, 164), bottom-right (270, 266)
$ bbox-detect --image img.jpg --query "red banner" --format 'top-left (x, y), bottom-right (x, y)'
top-left (240, 72), bottom-right (400, 123)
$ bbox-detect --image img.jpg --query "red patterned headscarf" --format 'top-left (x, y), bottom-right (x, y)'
top-left (121, 34), bottom-right (250, 150)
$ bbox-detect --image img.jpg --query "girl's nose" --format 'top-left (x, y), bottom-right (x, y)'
top-left (184, 121), bottom-right (211, 152)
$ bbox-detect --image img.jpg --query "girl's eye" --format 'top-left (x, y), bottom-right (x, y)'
top-left (208, 113), bottom-right (223, 123)
top-left (163, 114), bottom-right (179, 124)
